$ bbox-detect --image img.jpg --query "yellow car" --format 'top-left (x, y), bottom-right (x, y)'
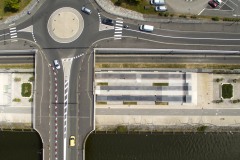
top-left (69, 136), bottom-right (75, 147)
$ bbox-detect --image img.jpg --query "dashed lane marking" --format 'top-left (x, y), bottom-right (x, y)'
top-left (98, 13), bottom-right (101, 23)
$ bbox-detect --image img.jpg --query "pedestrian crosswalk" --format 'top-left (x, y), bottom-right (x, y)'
top-left (9, 27), bottom-right (17, 39)
top-left (114, 17), bottom-right (123, 40)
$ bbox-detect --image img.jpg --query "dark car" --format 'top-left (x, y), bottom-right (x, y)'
top-left (208, 0), bottom-right (218, 8)
top-left (102, 18), bottom-right (114, 26)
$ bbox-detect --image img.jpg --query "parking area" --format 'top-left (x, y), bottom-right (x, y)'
top-left (166, 0), bottom-right (240, 18)
top-left (201, 0), bottom-right (240, 17)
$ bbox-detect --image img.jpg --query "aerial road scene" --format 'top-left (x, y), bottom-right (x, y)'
top-left (0, 0), bottom-right (240, 160)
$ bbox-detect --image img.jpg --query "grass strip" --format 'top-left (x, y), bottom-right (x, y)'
top-left (111, 0), bottom-right (156, 14)
top-left (155, 101), bottom-right (168, 105)
top-left (95, 63), bottom-right (240, 69)
top-left (96, 102), bottom-right (107, 105)
top-left (153, 83), bottom-right (168, 86)
top-left (0, 64), bottom-right (34, 69)
top-left (123, 101), bottom-right (137, 105)
top-left (97, 82), bottom-right (108, 86)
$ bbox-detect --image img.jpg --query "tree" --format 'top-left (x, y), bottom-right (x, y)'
top-left (4, 0), bottom-right (20, 12)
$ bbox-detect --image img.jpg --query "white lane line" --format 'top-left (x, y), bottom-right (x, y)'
top-left (229, 0), bottom-right (238, 6)
top-left (198, 8), bottom-right (205, 15)
top-left (114, 37), bottom-right (122, 39)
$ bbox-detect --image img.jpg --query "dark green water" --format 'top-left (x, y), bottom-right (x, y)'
top-left (0, 130), bottom-right (42, 160)
top-left (86, 132), bottom-right (240, 160)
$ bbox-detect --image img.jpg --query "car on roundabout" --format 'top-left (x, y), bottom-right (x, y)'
top-left (81, 7), bottom-right (92, 15)
top-left (102, 18), bottom-right (114, 26)
top-left (53, 60), bottom-right (61, 70)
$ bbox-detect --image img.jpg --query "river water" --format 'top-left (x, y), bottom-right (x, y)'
top-left (85, 132), bottom-right (240, 160)
top-left (0, 130), bottom-right (42, 160)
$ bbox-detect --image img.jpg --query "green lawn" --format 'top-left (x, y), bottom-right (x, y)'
top-left (21, 83), bottom-right (32, 97)
top-left (222, 84), bottom-right (233, 99)
top-left (0, 0), bottom-right (31, 19)
top-left (111, 0), bottom-right (156, 14)
top-left (153, 83), bottom-right (169, 86)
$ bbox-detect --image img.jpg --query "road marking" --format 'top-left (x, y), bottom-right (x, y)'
top-left (10, 27), bottom-right (16, 30)
top-left (9, 27), bottom-right (18, 39)
top-left (9, 23), bottom-right (15, 27)
top-left (10, 33), bottom-right (17, 36)
top-left (116, 21), bottom-right (123, 24)
top-left (229, 0), bottom-right (238, 6)
top-left (98, 12), bottom-right (101, 24)
top-left (32, 32), bottom-right (37, 42)
top-left (10, 35), bottom-right (17, 38)
top-left (114, 17), bottom-right (124, 40)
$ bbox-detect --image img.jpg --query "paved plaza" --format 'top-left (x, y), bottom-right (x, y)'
top-left (0, 73), bottom-right (33, 125)
top-left (94, 70), bottom-right (240, 129)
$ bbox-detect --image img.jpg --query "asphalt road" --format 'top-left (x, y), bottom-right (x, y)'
top-left (1, 0), bottom-right (240, 160)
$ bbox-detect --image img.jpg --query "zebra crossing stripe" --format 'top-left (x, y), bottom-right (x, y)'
top-left (116, 21), bottom-right (123, 23)
top-left (11, 35), bottom-right (17, 38)
top-left (115, 27), bottom-right (122, 31)
top-left (10, 27), bottom-right (16, 30)
top-left (116, 23), bottom-right (123, 27)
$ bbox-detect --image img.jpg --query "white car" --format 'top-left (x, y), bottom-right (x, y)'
top-left (81, 7), bottom-right (92, 15)
top-left (155, 6), bottom-right (167, 12)
top-left (53, 60), bottom-right (61, 69)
